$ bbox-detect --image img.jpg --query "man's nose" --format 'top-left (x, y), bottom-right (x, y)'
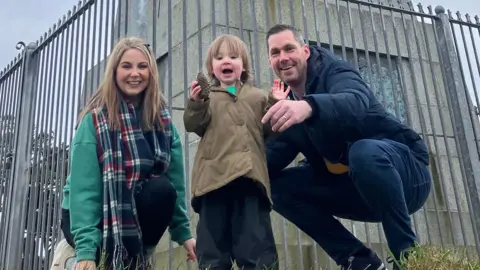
top-left (279, 51), bottom-right (289, 62)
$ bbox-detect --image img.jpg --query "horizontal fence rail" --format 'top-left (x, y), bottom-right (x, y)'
top-left (0, 0), bottom-right (479, 269)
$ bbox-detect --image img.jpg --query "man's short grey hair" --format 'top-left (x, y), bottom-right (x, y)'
top-left (266, 24), bottom-right (306, 50)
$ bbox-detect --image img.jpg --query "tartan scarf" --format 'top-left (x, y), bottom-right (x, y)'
top-left (91, 100), bottom-right (172, 269)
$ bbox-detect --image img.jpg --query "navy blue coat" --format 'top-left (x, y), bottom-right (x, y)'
top-left (266, 45), bottom-right (428, 174)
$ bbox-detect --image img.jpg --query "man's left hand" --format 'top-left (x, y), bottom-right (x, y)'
top-left (262, 100), bottom-right (313, 132)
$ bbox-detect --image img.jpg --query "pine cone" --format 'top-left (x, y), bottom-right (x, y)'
top-left (196, 72), bottom-right (211, 100)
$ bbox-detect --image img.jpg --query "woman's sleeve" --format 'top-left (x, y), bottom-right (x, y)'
top-left (68, 112), bottom-right (103, 261)
top-left (166, 124), bottom-right (193, 245)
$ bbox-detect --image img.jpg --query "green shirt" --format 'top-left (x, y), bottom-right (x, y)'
top-left (61, 112), bottom-right (192, 261)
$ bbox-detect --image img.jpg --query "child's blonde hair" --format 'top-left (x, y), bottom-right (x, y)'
top-left (205, 34), bottom-right (253, 86)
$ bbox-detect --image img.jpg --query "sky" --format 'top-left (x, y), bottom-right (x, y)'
top-left (0, 0), bottom-right (79, 69)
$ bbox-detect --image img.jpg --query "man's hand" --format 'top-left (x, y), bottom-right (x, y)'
top-left (182, 238), bottom-right (197, 262)
top-left (261, 100), bottom-right (313, 132)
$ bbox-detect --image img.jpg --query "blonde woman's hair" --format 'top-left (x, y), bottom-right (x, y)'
top-left (205, 34), bottom-right (253, 86)
top-left (77, 37), bottom-right (166, 130)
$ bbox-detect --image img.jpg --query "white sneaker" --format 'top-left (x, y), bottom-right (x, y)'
top-left (50, 238), bottom-right (76, 270)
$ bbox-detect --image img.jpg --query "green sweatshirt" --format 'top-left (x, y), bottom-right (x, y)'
top-left (61, 112), bottom-right (192, 261)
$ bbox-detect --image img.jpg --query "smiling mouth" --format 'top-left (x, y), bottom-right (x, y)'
top-left (280, 66), bottom-right (293, 71)
top-left (222, 69), bottom-right (233, 74)
top-left (127, 81), bottom-right (142, 85)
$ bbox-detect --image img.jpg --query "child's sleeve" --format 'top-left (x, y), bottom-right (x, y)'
top-left (183, 98), bottom-right (211, 137)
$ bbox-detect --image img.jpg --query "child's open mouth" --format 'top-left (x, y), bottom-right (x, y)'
top-left (222, 69), bottom-right (233, 74)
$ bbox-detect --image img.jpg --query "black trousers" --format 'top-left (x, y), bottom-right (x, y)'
top-left (193, 178), bottom-right (278, 270)
top-left (61, 175), bottom-right (177, 265)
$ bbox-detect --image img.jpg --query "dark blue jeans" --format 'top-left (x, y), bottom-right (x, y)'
top-left (270, 139), bottom-right (432, 266)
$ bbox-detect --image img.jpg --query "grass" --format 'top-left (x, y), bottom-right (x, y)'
top-left (64, 244), bottom-right (480, 269)
top-left (389, 244), bottom-right (480, 270)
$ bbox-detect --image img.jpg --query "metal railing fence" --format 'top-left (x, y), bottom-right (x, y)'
top-left (0, 0), bottom-right (479, 269)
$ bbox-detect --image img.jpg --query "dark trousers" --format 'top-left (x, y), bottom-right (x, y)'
top-left (61, 175), bottom-right (177, 265)
top-left (194, 178), bottom-right (278, 270)
top-left (270, 139), bottom-right (432, 266)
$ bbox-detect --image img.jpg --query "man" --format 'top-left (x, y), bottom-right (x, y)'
top-left (262, 24), bottom-right (432, 270)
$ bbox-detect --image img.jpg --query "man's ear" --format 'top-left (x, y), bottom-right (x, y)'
top-left (303, 44), bottom-right (310, 58)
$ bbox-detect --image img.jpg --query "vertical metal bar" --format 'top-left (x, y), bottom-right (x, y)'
top-left (249, 0), bottom-right (261, 86)
top-left (288, 0), bottom-right (295, 26)
top-left (24, 43), bottom-right (48, 270)
top-left (434, 6), bottom-right (480, 255)
top-left (312, 0), bottom-right (321, 45)
top-left (124, 0), bottom-right (129, 37)
top-left (95, 0), bottom-right (104, 88)
top-left (335, 0), bottom-right (347, 59)
top-left (167, 0), bottom-right (174, 268)
top-left (211, 0), bottom-right (216, 40)
top-left (152, 0), bottom-right (157, 55)
top-left (275, 0), bottom-right (282, 25)
top-left (263, 0), bottom-right (274, 83)
top-left (281, 218), bottom-right (289, 268)
top-left (324, 0), bottom-right (334, 52)
top-left (83, 3), bottom-right (93, 108)
top-left (0, 61), bottom-right (10, 263)
top-left (238, 0), bottom-right (244, 40)
top-left (104, 0), bottom-right (110, 60)
top-left (346, 1), bottom-right (358, 68)
top-left (4, 41), bottom-right (39, 269)
top-left (197, 0), bottom-right (203, 71)
top-left (225, 0), bottom-right (229, 34)
top-left (116, 0), bottom-right (122, 40)
top-left (89, 2), bottom-right (98, 98)
top-left (182, 0), bottom-right (191, 268)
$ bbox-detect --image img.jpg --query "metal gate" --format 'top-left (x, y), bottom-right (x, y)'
top-left (0, 0), bottom-right (479, 269)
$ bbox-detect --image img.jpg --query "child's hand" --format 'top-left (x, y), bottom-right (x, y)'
top-left (189, 81), bottom-right (202, 102)
top-left (271, 79), bottom-right (291, 100)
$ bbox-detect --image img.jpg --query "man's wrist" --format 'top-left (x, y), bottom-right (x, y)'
top-left (301, 99), bottom-right (314, 119)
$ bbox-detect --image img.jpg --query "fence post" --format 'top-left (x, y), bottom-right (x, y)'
top-left (3, 41), bottom-right (39, 268)
top-left (434, 6), bottom-right (480, 253)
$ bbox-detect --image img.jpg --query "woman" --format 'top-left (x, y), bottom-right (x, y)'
top-left (53, 37), bottom-right (196, 270)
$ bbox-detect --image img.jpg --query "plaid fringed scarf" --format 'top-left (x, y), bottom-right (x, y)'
top-left (91, 100), bottom-right (172, 269)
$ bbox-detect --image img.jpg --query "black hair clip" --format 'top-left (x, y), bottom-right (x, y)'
top-left (144, 43), bottom-right (151, 48)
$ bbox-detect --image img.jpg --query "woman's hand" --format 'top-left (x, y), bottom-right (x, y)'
top-left (182, 238), bottom-right (197, 262)
top-left (76, 260), bottom-right (96, 270)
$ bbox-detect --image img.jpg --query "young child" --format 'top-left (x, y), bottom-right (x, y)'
top-left (183, 34), bottom-right (289, 270)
